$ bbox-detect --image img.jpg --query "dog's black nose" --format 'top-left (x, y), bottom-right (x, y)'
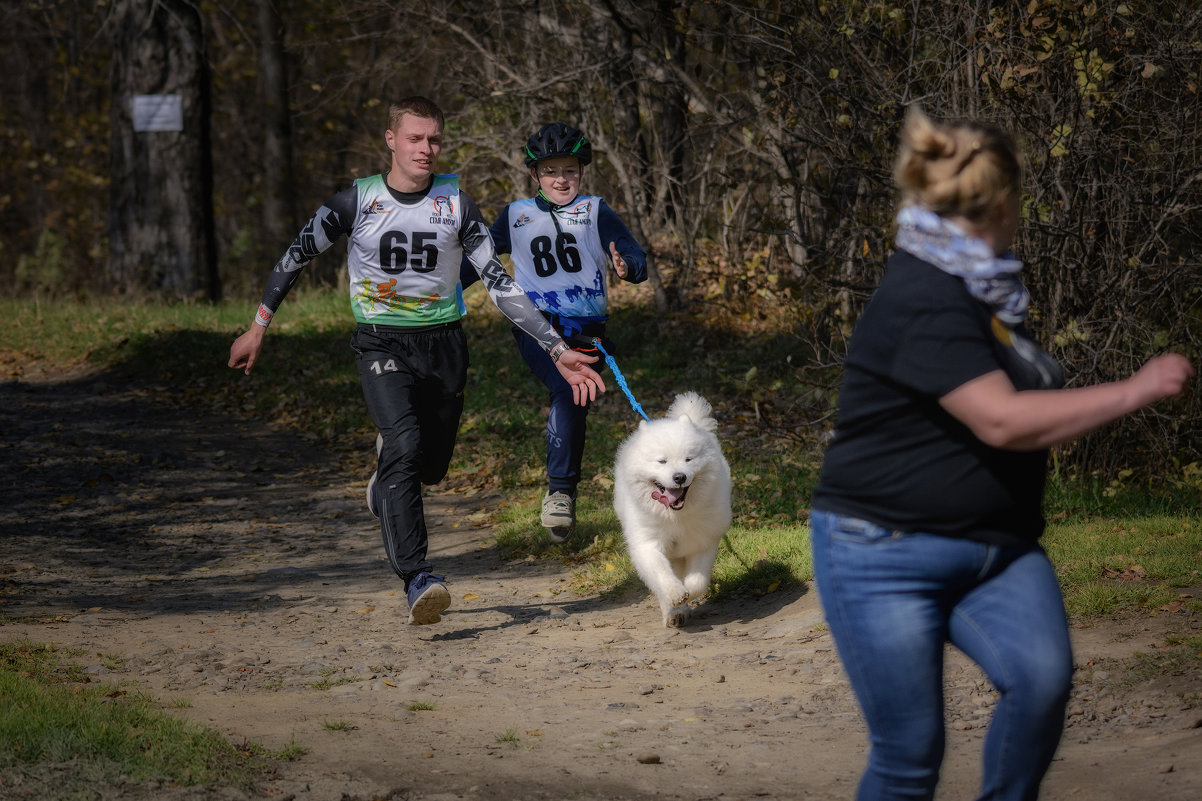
top-left (673, 472), bottom-right (687, 486)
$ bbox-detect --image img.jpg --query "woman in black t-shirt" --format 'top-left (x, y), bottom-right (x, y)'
top-left (809, 106), bottom-right (1193, 801)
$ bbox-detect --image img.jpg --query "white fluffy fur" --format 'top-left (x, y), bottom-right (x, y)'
top-left (613, 392), bottom-right (733, 627)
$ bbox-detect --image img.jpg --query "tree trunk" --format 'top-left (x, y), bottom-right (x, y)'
top-left (256, 0), bottom-right (296, 262)
top-left (108, 0), bottom-right (219, 299)
top-left (599, 2), bottom-right (669, 312)
top-left (655, 0), bottom-right (688, 219)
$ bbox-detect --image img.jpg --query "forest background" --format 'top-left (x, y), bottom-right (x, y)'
top-left (2, 0), bottom-right (1200, 482)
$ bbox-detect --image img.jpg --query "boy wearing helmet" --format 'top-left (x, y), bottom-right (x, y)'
top-left (229, 100), bottom-right (606, 625)
top-left (475, 122), bottom-right (647, 541)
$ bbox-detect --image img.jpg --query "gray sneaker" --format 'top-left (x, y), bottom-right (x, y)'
top-left (541, 491), bottom-right (575, 543)
top-left (366, 433), bottom-right (383, 518)
top-left (406, 572), bottom-right (451, 625)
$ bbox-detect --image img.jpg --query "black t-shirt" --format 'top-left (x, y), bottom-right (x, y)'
top-left (811, 250), bottom-right (1054, 546)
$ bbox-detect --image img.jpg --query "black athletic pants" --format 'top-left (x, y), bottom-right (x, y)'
top-left (351, 321), bottom-right (467, 584)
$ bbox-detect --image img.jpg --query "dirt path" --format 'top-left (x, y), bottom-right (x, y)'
top-left (1, 373), bottom-right (1200, 801)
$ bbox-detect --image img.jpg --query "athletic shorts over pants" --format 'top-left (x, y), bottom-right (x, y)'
top-left (351, 321), bottom-right (467, 583)
top-left (809, 509), bottom-right (1074, 801)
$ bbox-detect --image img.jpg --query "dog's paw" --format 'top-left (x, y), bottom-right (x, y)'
top-left (668, 588), bottom-right (690, 608)
top-left (664, 605), bottom-right (691, 628)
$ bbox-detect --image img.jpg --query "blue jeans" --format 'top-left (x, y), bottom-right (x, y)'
top-left (809, 510), bottom-right (1073, 801)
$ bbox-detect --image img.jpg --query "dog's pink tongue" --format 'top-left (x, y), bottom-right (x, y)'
top-left (651, 487), bottom-right (686, 509)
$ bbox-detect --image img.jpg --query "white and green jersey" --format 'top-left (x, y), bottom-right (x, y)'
top-left (257, 173), bottom-right (560, 348)
top-left (345, 173), bottom-right (465, 326)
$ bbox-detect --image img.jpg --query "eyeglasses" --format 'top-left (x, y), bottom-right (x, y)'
top-left (538, 165), bottom-right (580, 179)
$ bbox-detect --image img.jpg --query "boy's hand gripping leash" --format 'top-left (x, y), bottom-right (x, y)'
top-left (591, 338), bottom-right (650, 422)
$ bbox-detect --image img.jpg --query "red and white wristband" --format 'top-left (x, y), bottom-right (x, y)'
top-left (254, 303), bottom-right (274, 328)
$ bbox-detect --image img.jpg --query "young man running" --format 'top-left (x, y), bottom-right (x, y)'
top-left (229, 99), bottom-right (605, 624)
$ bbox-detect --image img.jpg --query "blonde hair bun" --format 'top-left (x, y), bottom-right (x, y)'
top-left (893, 105), bottom-right (1020, 221)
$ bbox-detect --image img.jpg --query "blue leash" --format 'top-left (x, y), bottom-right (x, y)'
top-left (592, 338), bottom-right (650, 421)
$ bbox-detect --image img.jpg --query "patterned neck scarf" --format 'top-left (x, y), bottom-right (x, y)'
top-left (895, 204), bottom-right (1029, 324)
top-left (895, 204), bottom-right (1063, 390)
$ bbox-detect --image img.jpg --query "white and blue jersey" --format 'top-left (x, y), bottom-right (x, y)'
top-left (487, 195), bottom-right (647, 325)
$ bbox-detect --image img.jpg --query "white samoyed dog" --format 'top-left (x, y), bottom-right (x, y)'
top-left (613, 392), bottom-right (732, 627)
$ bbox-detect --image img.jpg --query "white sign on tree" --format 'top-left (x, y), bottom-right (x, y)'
top-left (132, 94), bottom-right (183, 132)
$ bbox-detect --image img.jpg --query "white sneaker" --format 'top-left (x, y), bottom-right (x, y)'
top-left (541, 491), bottom-right (575, 543)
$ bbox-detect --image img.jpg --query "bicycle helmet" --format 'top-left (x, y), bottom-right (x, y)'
top-left (523, 122), bottom-right (592, 167)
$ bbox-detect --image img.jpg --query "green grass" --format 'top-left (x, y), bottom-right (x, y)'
top-left (1043, 516), bottom-right (1202, 616)
top-left (274, 736), bottom-right (308, 761)
top-left (0, 640), bottom-right (268, 795)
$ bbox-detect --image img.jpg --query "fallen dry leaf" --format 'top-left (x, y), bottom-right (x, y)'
top-left (1102, 565), bottom-right (1147, 580)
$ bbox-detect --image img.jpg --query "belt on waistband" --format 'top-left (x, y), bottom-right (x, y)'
top-left (541, 313), bottom-right (607, 340)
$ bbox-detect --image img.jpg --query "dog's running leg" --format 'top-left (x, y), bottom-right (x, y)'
top-left (682, 550), bottom-right (718, 599)
top-left (629, 541), bottom-right (689, 626)
top-left (664, 555), bottom-right (694, 627)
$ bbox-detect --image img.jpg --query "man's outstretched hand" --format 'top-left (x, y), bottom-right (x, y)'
top-left (228, 326), bottom-right (266, 375)
top-left (555, 349), bottom-right (606, 406)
